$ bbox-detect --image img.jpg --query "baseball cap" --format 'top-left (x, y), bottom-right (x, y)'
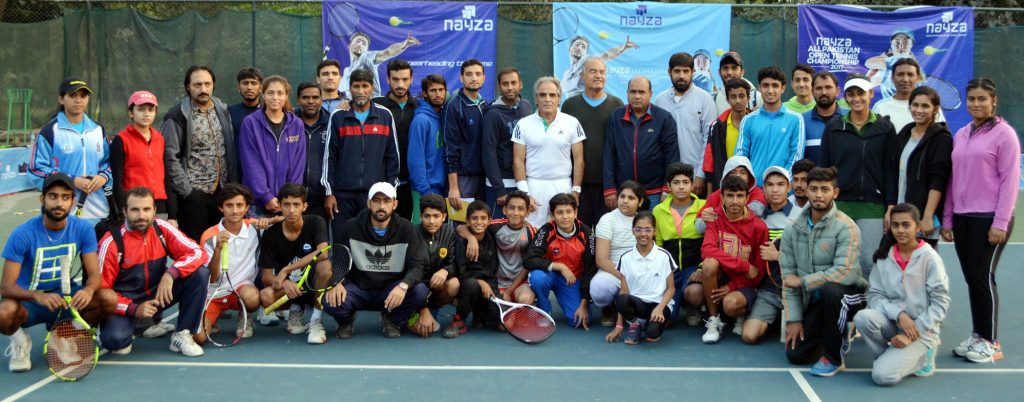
top-left (43, 173), bottom-right (75, 192)
top-left (128, 91), bottom-right (158, 108)
top-left (59, 77), bottom-right (92, 96)
top-left (762, 166), bottom-right (791, 184)
top-left (367, 182), bottom-right (397, 201)
top-left (720, 51), bottom-right (744, 68)
top-left (891, 28), bottom-right (915, 41)
top-left (844, 77), bottom-right (874, 92)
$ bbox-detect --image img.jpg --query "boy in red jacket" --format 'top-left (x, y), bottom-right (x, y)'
top-left (700, 175), bottom-right (768, 344)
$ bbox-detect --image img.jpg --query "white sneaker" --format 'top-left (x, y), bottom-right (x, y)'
top-left (685, 305), bottom-right (702, 327)
top-left (169, 330), bottom-right (204, 357)
top-left (110, 344), bottom-right (133, 355)
top-left (6, 329), bottom-right (32, 372)
top-left (307, 319), bottom-right (327, 344)
top-left (702, 315), bottom-right (725, 344)
top-left (287, 310), bottom-right (306, 335)
top-left (965, 339), bottom-right (1003, 363)
top-left (257, 308), bottom-right (280, 326)
top-left (953, 333), bottom-right (981, 357)
top-left (142, 321), bottom-right (176, 338)
top-left (732, 317), bottom-right (745, 336)
top-left (236, 314), bottom-right (254, 339)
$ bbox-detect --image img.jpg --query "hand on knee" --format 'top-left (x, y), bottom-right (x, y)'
top-left (722, 293), bottom-right (747, 317)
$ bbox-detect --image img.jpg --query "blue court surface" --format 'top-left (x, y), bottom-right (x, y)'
top-left (2, 245), bottom-right (1022, 402)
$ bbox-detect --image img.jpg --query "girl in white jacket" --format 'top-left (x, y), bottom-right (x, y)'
top-left (854, 203), bottom-right (950, 385)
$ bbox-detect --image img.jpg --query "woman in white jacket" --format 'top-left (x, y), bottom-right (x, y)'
top-left (854, 203), bottom-right (950, 385)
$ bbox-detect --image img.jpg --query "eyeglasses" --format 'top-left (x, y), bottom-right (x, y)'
top-left (632, 227), bottom-right (654, 234)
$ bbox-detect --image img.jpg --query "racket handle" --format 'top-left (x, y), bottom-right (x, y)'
top-left (264, 295), bottom-right (291, 314)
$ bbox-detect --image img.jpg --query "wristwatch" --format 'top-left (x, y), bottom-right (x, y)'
top-left (571, 185), bottom-right (582, 193)
top-left (398, 282), bottom-right (409, 291)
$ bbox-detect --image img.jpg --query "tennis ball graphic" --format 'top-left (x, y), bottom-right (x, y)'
top-left (715, 48), bottom-right (726, 57)
top-left (923, 45), bottom-right (947, 56)
top-left (598, 31), bottom-right (610, 39)
top-left (389, 16), bottom-right (413, 27)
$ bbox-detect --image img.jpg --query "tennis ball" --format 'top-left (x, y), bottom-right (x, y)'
top-left (389, 16), bottom-right (402, 27)
top-left (715, 48), bottom-right (726, 57)
top-left (598, 31), bottom-right (610, 40)
top-left (924, 45), bottom-right (937, 56)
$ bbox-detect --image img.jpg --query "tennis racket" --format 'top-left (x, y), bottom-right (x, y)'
top-left (43, 255), bottom-right (98, 381)
top-left (552, 7), bottom-right (580, 46)
top-left (264, 244), bottom-right (351, 314)
top-left (201, 241), bottom-right (248, 347)
top-left (490, 297), bottom-right (556, 344)
top-left (921, 76), bottom-right (961, 110)
top-left (327, 2), bottom-right (359, 42)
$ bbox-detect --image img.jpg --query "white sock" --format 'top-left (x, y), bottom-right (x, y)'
top-left (12, 327), bottom-right (28, 342)
top-left (310, 308), bottom-right (323, 321)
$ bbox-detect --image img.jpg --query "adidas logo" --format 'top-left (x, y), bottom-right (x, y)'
top-left (365, 249), bottom-right (392, 265)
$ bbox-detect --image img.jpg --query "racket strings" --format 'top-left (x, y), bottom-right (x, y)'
top-left (504, 307), bottom-right (555, 343)
top-left (46, 321), bottom-right (96, 380)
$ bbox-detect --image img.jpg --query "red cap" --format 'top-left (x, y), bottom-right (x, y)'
top-left (128, 91), bottom-right (158, 108)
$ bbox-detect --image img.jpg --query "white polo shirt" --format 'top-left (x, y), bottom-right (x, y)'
top-left (202, 220), bottom-right (260, 291)
top-left (617, 245), bottom-right (677, 308)
top-left (511, 111), bottom-right (586, 181)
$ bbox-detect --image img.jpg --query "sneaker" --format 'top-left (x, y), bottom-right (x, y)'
top-left (953, 333), bottom-right (981, 357)
top-left (685, 305), bottom-right (702, 327)
top-left (305, 319), bottom-right (327, 344)
top-left (915, 346), bottom-right (937, 377)
top-left (142, 321), bottom-right (175, 338)
top-left (702, 315), bottom-right (725, 344)
top-left (443, 320), bottom-right (467, 339)
top-left (600, 306), bottom-right (615, 327)
top-left (237, 314), bottom-right (254, 339)
top-left (809, 356), bottom-right (843, 377)
top-left (335, 320), bottom-right (355, 339)
top-left (965, 339), bottom-right (1003, 363)
top-left (624, 321), bottom-right (641, 345)
top-left (169, 330), bottom-right (204, 357)
top-left (287, 310), bottom-right (305, 335)
top-left (379, 314), bottom-right (402, 338)
top-left (110, 344), bottom-right (133, 355)
top-left (6, 329), bottom-right (31, 372)
top-left (257, 308), bottom-right (279, 326)
top-left (732, 317), bottom-right (745, 336)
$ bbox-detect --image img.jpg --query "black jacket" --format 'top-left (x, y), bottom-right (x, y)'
top-left (821, 114), bottom-right (898, 206)
top-left (703, 109), bottom-right (732, 191)
top-left (338, 209), bottom-right (426, 290)
top-left (373, 94), bottom-right (419, 180)
top-left (456, 231), bottom-right (499, 282)
top-left (894, 122), bottom-right (953, 220)
top-left (482, 98), bottom-right (533, 195)
top-left (415, 222), bottom-right (457, 278)
top-left (523, 220), bottom-right (597, 302)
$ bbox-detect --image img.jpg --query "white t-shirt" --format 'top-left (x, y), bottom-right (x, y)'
top-left (561, 57), bottom-right (587, 101)
top-left (341, 50), bottom-right (383, 97)
top-left (596, 209), bottom-right (637, 266)
top-left (617, 246), bottom-right (677, 308)
top-left (202, 220), bottom-right (260, 291)
top-left (511, 111), bottom-right (586, 180)
top-left (872, 98), bottom-right (945, 133)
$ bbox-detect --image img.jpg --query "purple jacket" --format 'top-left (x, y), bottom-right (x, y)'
top-left (239, 109), bottom-right (306, 209)
top-left (943, 117), bottom-right (1020, 231)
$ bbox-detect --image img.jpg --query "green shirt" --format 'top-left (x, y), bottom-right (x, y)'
top-left (835, 200), bottom-right (887, 220)
top-left (841, 111), bottom-right (879, 136)
top-left (783, 96), bottom-right (816, 114)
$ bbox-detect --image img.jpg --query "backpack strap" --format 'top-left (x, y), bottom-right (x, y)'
top-left (111, 224), bottom-right (172, 268)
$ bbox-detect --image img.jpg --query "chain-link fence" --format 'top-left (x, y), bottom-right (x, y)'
top-left (2, 1), bottom-right (1024, 142)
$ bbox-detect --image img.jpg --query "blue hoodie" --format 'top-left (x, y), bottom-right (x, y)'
top-left (407, 104), bottom-right (446, 195)
top-left (734, 104), bottom-right (805, 185)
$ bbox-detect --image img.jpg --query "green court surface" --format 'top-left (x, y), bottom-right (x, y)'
top-left (1, 191), bottom-right (1023, 401)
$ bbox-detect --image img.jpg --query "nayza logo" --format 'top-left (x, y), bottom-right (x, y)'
top-left (926, 11), bottom-right (967, 35)
top-left (620, 4), bottom-right (662, 27)
top-left (444, 5), bottom-right (494, 32)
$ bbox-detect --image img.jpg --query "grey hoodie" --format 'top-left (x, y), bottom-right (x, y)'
top-left (866, 242), bottom-right (950, 336)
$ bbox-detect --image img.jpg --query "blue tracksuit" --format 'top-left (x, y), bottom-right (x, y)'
top-left (734, 105), bottom-right (805, 184)
top-left (407, 104), bottom-right (446, 196)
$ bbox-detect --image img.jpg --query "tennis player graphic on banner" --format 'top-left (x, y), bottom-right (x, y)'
top-left (798, 5), bottom-right (974, 130)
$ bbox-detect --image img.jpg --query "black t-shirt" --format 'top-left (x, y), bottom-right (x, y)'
top-left (258, 215), bottom-right (329, 274)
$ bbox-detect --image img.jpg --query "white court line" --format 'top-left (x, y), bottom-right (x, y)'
top-left (789, 369), bottom-right (822, 402)
top-left (2, 312), bottom-right (179, 402)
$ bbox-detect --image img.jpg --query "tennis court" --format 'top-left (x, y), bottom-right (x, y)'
top-left (1, 191), bottom-right (1022, 401)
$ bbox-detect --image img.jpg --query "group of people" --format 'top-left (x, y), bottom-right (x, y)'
top-left (0, 48), bottom-right (1018, 387)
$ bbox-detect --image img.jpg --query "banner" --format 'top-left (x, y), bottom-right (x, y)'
top-left (552, 2), bottom-right (731, 102)
top-left (798, 5), bottom-right (974, 129)
top-left (0, 147), bottom-right (35, 195)
top-left (322, 1), bottom-right (497, 99)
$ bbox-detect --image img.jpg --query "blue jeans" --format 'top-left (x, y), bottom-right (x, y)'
top-left (528, 269), bottom-right (589, 327)
top-left (99, 266), bottom-right (210, 350)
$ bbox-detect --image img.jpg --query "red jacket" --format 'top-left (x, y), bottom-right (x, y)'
top-left (701, 205), bottom-right (768, 291)
top-left (111, 124), bottom-right (167, 200)
top-left (99, 219), bottom-right (207, 316)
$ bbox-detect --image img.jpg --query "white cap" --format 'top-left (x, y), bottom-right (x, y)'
top-left (367, 182), bottom-right (397, 201)
top-left (762, 166), bottom-right (791, 183)
top-left (844, 78), bottom-right (874, 92)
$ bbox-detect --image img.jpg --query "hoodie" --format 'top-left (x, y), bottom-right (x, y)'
top-left (867, 241), bottom-right (950, 337)
top-left (701, 205), bottom-right (769, 290)
top-left (336, 209), bottom-right (427, 291)
top-left (407, 104), bottom-right (447, 195)
top-left (894, 122), bottom-right (953, 221)
top-left (239, 110), bottom-right (307, 209)
top-left (702, 156), bottom-right (767, 217)
top-left (482, 97), bottom-right (533, 195)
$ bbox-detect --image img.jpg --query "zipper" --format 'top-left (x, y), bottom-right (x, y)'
top-left (142, 231), bottom-right (152, 297)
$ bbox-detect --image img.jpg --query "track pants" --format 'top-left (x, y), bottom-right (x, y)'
top-left (99, 266), bottom-right (210, 350)
top-left (455, 278), bottom-right (501, 326)
top-left (952, 214), bottom-right (1013, 342)
top-left (786, 283), bottom-right (864, 365)
top-left (525, 177), bottom-right (571, 229)
top-left (854, 308), bottom-right (937, 386)
top-left (614, 294), bottom-right (667, 340)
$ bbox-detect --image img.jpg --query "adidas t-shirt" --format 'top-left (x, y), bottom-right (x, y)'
top-left (617, 245), bottom-right (677, 308)
top-left (510, 111), bottom-right (586, 180)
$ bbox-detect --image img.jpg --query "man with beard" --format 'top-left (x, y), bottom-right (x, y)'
top-left (373, 60), bottom-right (419, 220)
top-left (321, 182), bottom-right (429, 339)
top-left (323, 69), bottom-right (400, 240)
top-left (789, 159), bottom-right (816, 210)
top-left (483, 67), bottom-right (533, 218)
top-left (163, 66), bottom-right (239, 242)
top-left (871, 58), bottom-right (945, 130)
top-left (408, 75), bottom-right (449, 203)
top-left (653, 52), bottom-right (716, 196)
top-left (98, 186), bottom-right (210, 357)
top-left (296, 82), bottom-right (330, 221)
top-left (801, 72), bottom-right (847, 165)
top-left (340, 32), bottom-right (420, 98)
top-left (444, 60), bottom-right (489, 214)
top-left (228, 67), bottom-right (263, 147)
top-left (0, 173), bottom-right (116, 373)
top-left (562, 57), bottom-right (624, 227)
top-left (714, 52), bottom-right (761, 114)
top-left (560, 35), bottom-right (638, 100)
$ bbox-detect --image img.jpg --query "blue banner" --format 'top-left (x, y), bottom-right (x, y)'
top-left (0, 147), bottom-right (35, 195)
top-left (552, 2), bottom-right (731, 102)
top-left (322, 1), bottom-right (497, 99)
top-left (798, 5), bottom-right (974, 130)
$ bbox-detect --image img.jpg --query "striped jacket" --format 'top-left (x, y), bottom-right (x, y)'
top-left (30, 112), bottom-right (111, 219)
top-left (779, 202), bottom-right (867, 322)
top-left (321, 104), bottom-right (400, 195)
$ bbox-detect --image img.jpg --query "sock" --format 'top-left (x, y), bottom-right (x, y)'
top-left (289, 303), bottom-right (302, 313)
top-left (12, 327), bottom-right (28, 342)
top-left (310, 308), bottom-right (323, 321)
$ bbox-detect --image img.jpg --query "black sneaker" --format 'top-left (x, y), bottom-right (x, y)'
top-left (335, 320), bottom-right (355, 339)
top-left (380, 313), bottom-right (402, 339)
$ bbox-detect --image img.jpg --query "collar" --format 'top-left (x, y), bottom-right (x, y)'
top-left (218, 219), bottom-right (253, 239)
top-left (296, 109), bottom-right (328, 129)
top-left (459, 90), bottom-right (483, 106)
top-left (764, 201), bottom-right (794, 219)
top-left (124, 124), bottom-right (155, 142)
top-left (630, 245), bottom-right (656, 260)
top-left (842, 111), bottom-right (878, 125)
top-left (57, 112), bottom-right (98, 131)
top-left (493, 96), bottom-right (521, 108)
top-left (622, 106), bottom-right (653, 123)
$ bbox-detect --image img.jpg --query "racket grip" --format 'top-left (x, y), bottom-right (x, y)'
top-left (264, 295), bottom-right (291, 314)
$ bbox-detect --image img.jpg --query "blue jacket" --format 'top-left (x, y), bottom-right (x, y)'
top-left (299, 110), bottom-right (330, 203)
top-left (30, 112), bottom-right (111, 219)
top-left (482, 98), bottom-right (533, 195)
top-left (322, 105), bottom-right (400, 195)
top-left (239, 110), bottom-right (307, 209)
top-left (602, 105), bottom-right (680, 197)
top-left (735, 105), bottom-right (805, 185)
top-left (801, 105), bottom-right (848, 166)
top-left (407, 104), bottom-right (446, 196)
top-left (443, 90), bottom-right (489, 176)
